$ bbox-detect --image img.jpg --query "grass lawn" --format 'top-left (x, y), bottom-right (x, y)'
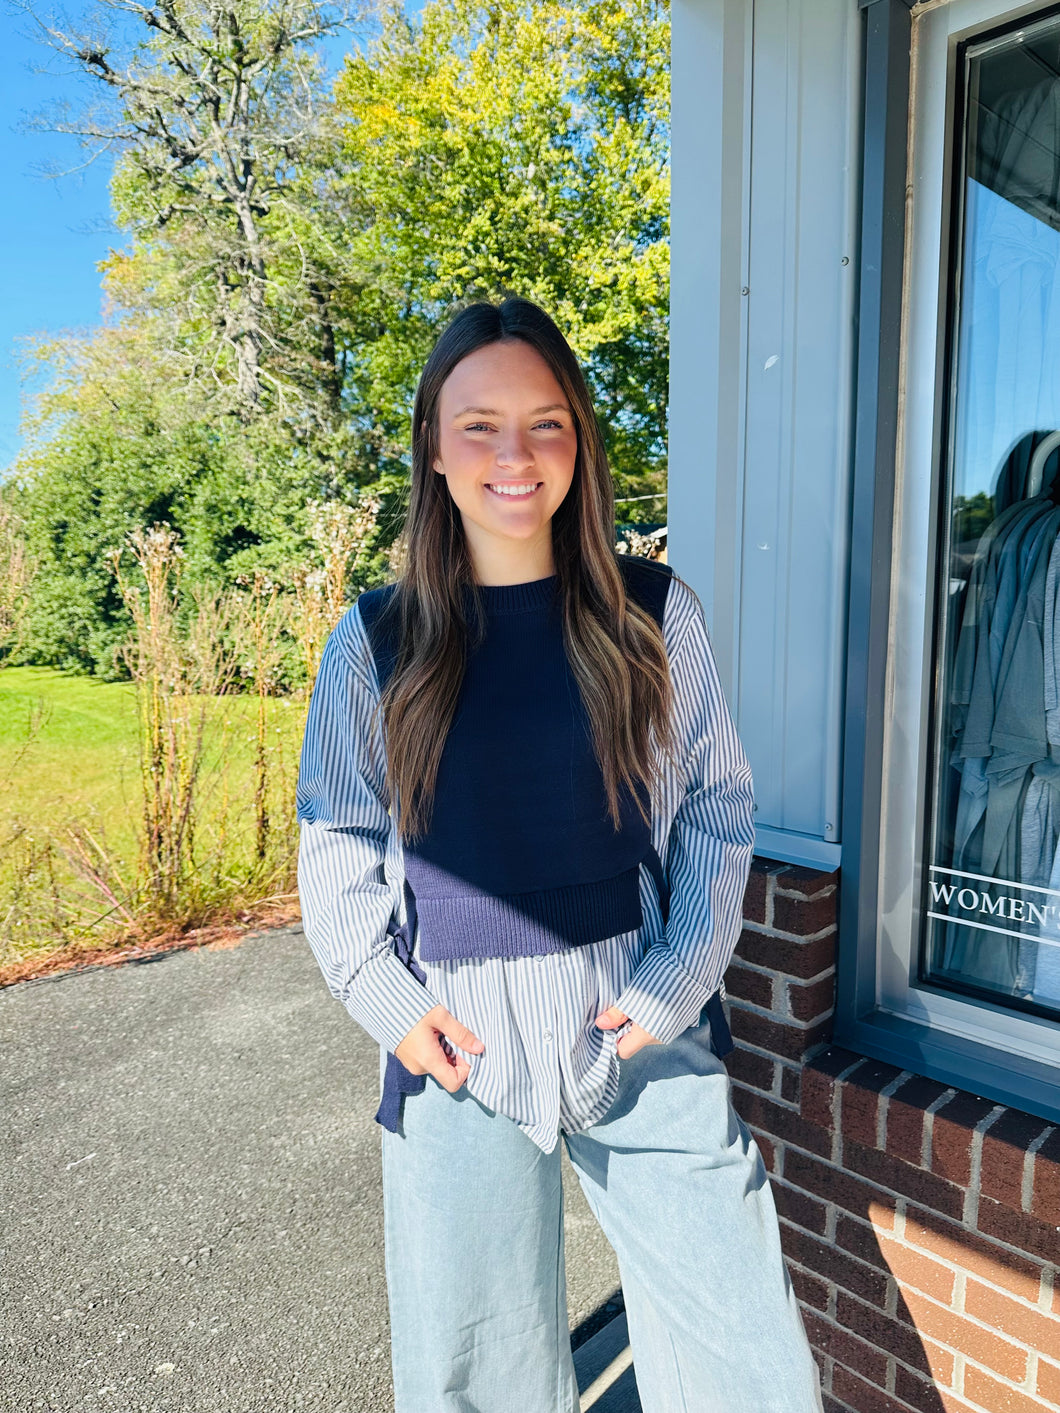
top-left (0, 666), bottom-right (307, 969)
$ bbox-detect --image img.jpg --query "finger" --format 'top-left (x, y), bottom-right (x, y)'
top-left (617, 1026), bottom-right (659, 1059)
top-left (430, 1053), bottom-right (471, 1092)
top-left (436, 1009), bottom-right (484, 1054)
top-left (595, 1007), bottom-right (628, 1029)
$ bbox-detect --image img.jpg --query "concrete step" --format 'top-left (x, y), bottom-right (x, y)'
top-left (574, 1312), bottom-right (641, 1413)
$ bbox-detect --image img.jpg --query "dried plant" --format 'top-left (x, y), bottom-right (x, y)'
top-left (291, 492), bottom-right (381, 690)
top-left (0, 502), bottom-right (35, 661)
top-left (616, 527), bottom-right (666, 561)
top-left (110, 523), bottom-right (244, 922)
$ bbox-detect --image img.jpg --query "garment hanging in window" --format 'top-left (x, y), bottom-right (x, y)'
top-left (923, 13), bottom-right (1060, 1017)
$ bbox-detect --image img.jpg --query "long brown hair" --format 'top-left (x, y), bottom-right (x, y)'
top-left (374, 296), bottom-right (678, 843)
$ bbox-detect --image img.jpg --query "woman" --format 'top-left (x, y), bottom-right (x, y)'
top-left (296, 297), bottom-right (823, 1413)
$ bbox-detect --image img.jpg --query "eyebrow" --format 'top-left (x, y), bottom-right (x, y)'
top-left (452, 403), bottom-right (570, 417)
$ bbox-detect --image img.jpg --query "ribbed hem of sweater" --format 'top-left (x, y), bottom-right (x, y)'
top-left (415, 863), bottom-right (644, 961)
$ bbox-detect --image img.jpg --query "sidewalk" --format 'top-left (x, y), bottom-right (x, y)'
top-left (2, 925), bottom-right (627, 1412)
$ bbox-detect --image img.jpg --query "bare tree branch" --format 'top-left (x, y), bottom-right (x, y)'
top-left (11, 0), bottom-right (369, 417)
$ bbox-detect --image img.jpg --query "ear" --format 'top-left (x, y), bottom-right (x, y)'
top-left (433, 459), bottom-right (444, 475)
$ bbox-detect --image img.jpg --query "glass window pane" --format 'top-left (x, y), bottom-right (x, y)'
top-left (924, 12), bottom-right (1060, 1018)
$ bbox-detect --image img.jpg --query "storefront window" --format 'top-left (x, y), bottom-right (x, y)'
top-left (925, 9), bottom-right (1060, 1018)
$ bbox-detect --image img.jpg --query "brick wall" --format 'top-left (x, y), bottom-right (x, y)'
top-left (728, 858), bottom-right (1060, 1413)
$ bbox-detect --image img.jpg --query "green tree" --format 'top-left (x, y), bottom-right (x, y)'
top-left (331, 0), bottom-right (670, 502)
top-left (10, 0), bottom-right (671, 674)
top-left (8, 322), bottom-right (400, 675)
top-left (16, 0), bottom-right (358, 422)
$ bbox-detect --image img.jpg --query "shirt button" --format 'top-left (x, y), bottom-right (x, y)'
top-left (543, 1031), bottom-right (553, 1043)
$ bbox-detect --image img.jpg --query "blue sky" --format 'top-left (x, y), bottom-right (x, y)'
top-left (0, 7), bottom-right (403, 472)
top-left (0, 9), bottom-right (114, 468)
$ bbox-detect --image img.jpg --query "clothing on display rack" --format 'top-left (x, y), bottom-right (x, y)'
top-left (931, 56), bottom-right (1060, 1010)
top-left (942, 445), bottom-right (1060, 1003)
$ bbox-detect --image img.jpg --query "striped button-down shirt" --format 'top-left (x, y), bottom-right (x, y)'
top-left (296, 571), bottom-right (756, 1153)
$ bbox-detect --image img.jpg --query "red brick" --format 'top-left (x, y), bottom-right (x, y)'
top-left (734, 1085), bottom-right (833, 1158)
top-left (904, 1207), bottom-right (1044, 1304)
top-left (728, 1004), bottom-right (831, 1062)
top-left (726, 960), bottom-right (774, 1009)
top-left (869, 1198), bottom-right (897, 1232)
top-left (964, 1280), bottom-right (1060, 1358)
top-left (876, 1235), bottom-right (955, 1305)
top-left (980, 1111), bottom-right (1052, 1210)
top-left (963, 1365), bottom-right (1055, 1413)
top-left (785, 1147), bottom-right (886, 1222)
top-left (976, 1194), bottom-right (1060, 1265)
top-left (810, 1046), bottom-right (866, 1080)
top-left (848, 1085), bottom-right (887, 1153)
top-left (893, 1364), bottom-right (950, 1413)
top-left (773, 862), bottom-right (840, 897)
top-left (930, 1093), bottom-right (996, 1187)
top-left (841, 1060), bottom-right (901, 1148)
top-left (849, 1058), bottom-right (907, 1097)
top-left (782, 1223), bottom-right (890, 1307)
top-left (1031, 1128), bottom-right (1060, 1225)
top-left (906, 1339), bottom-right (955, 1388)
top-left (886, 1076), bottom-right (951, 1168)
top-left (772, 1178), bottom-right (830, 1235)
top-left (802, 1067), bottom-right (839, 1132)
top-left (831, 1365), bottom-right (915, 1413)
top-left (800, 1049), bottom-right (864, 1132)
top-left (934, 1394), bottom-right (978, 1413)
top-left (781, 1065), bottom-right (801, 1105)
top-left (842, 1137), bottom-right (966, 1221)
top-left (772, 888), bottom-right (838, 936)
top-left (726, 1044), bottom-right (775, 1094)
top-left (836, 1213), bottom-right (892, 1270)
top-left (749, 1124), bottom-right (778, 1174)
top-left (736, 926), bottom-right (838, 979)
top-left (789, 1261), bottom-right (831, 1312)
top-left (898, 1288), bottom-right (1028, 1382)
top-left (788, 970), bottom-right (836, 1022)
top-left (801, 1309), bottom-right (889, 1388)
top-left (837, 1290), bottom-right (939, 1370)
top-left (743, 865), bottom-right (768, 924)
top-left (1036, 1357), bottom-right (1060, 1404)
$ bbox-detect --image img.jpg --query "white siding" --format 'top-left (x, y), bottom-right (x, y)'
top-left (669, 0), bottom-right (861, 868)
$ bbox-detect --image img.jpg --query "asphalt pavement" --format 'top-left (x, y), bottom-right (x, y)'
top-left (2, 926), bottom-right (622, 1413)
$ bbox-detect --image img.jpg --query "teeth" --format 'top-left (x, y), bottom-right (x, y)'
top-left (487, 483), bottom-right (539, 496)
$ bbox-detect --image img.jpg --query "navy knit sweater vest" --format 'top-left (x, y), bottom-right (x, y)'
top-left (357, 555), bottom-right (674, 963)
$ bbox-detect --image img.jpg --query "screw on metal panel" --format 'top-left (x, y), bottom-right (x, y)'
top-left (741, 286), bottom-right (749, 295)
top-left (841, 256), bottom-right (849, 266)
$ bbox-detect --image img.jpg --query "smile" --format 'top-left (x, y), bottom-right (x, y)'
top-left (485, 482), bottom-right (543, 498)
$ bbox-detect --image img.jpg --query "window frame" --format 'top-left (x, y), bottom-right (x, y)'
top-left (835, 0), bottom-right (1060, 1122)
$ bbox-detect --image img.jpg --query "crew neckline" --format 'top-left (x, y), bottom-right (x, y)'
top-left (465, 573), bottom-right (559, 614)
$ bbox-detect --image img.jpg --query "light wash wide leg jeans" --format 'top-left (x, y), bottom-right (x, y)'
top-left (380, 1012), bottom-right (824, 1413)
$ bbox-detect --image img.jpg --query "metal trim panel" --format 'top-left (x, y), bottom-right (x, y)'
top-left (754, 827), bottom-right (842, 871)
top-left (833, 1009), bottom-right (1060, 1123)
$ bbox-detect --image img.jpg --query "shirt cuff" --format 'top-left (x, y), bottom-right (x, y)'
top-left (613, 943), bottom-right (713, 1047)
top-left (343, 947), bottom-right (441, 1054)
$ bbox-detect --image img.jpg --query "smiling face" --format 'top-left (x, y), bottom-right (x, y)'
top-left (432, 338), bottom-right (579, 584)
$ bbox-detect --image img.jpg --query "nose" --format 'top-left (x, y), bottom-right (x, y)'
top-left (495, 429), bottom-right (534, 473)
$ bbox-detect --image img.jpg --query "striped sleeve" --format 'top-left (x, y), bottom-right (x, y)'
top-left (295, 603), bottom-right (439, 1053)
top-left (614, 576), bottom-right (756, 1045)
